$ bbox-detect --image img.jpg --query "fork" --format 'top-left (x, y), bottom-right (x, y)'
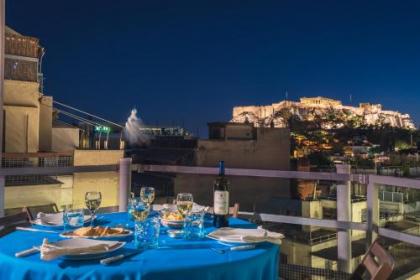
top-left (211, 244), bottom-right (256, 254)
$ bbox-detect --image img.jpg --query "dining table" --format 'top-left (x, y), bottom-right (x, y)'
top-left (0, 212), bottom-right (280, 280)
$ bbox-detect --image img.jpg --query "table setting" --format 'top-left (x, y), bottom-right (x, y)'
top-left (0, 186), bottom-right (283, 280)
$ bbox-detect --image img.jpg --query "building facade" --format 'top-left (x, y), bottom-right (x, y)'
top-left (3, 27), bottom-right (124, 213)
top-left (174, 122), bottom-right (291, 211)
top-left (4, 26), bottom-right (51, 153)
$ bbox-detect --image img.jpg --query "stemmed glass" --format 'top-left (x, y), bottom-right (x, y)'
top-left (140, 186), bottom-right (155, 211)
top-left (85, 191), bottom-right (102, 226)
top-left (176, 193), bottom-right (193, 217)
top-left (132, 200), bottom-right (150, 222)
top-left (128, 192), bottom-right (137, 220)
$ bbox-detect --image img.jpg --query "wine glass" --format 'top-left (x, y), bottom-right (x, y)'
top-left (85, 191), bottom-right (102, 226)
top-left (176, 193), bottom-right (193, 217)
top-left (140, 186), bottom-right (155, 210)
top-left (132, 200), bottom-right (150, 222)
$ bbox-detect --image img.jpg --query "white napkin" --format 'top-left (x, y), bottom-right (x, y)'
top-left (37, 212), bottom-right (63, 225)
top-left (40, 238), bottom-right (120, 261)
top-left (208, 226), bottom-right (284, 245)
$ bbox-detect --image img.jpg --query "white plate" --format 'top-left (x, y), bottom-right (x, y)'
top-left (60, 228), bottom-right (133, 240)
top-left (207, 228), bottom-right (271, 244)
top-left (207, 234), bottom-right (257, 244)
top-left (31, 215), bottom-right (92, 228)
top-left (50, 238), bottom-right (125, 260)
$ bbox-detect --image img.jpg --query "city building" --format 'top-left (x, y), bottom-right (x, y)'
top-left (2, 27), bottom-right (124, 213)
top-left (4, 26), bottom-right (51, 153)
top-left (130, 122), bottom-right (291, 211)
top-left (174, 122), bottom-right (291, 211)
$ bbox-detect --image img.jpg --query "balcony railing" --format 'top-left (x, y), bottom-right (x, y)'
top-left (0, 159), bottom-right (420, 278)
top-left (2, 153), bottom-right (73, 168)
top-left (1, 153), bottom-right (74, 187)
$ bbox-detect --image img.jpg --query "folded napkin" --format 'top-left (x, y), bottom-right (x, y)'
top-left (40, 238), bottom-right (120, 261)
top-left (37, 212), bottom-right (63, 225)
top-left (208, 226), bottom-right (284, 245)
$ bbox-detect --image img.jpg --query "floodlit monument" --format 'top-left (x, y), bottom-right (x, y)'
top-left (232, 96), bottom-right (415, 129)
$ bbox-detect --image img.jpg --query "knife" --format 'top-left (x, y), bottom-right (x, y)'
top-left (211, 244), bottom-right (256, 254)
top-left (230, 244), bottom-right (256, 251)
top-left (100, 251), bottom-right (141, 265)
top-left (16, 227), bottom-right (58, 234)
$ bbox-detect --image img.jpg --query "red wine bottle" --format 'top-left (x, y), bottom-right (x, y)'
top-left (213, 161), bottom-right (230, 228)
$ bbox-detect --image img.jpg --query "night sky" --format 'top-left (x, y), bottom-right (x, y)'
top-left (6, 1), bottom-right (420, 135)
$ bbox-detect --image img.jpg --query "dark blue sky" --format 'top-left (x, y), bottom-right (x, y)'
top-left (7, 1), bottom-right (420, 135)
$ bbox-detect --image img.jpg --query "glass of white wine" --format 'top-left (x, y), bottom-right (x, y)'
top-left (132, 201), bottom-right (150, 222)
top-left (85, 191), bottom-right (102, 226)
top-left (140, 186), bottom-right (155, 210)
top-left (176, 193), bottom-right (194, 217)
top-left (128, 192), bottom-right (137, 221)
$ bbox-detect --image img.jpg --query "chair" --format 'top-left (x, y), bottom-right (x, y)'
top-left (350, 239), bottom-right (395, 280)
top-left (24, 203), bottom-right (59, 221)
top-left (0, 211), bottom-right (30, 237)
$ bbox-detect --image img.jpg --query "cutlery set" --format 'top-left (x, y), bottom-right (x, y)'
top-left (14, 226), bottom-right (259, 264)
top-left (15, 243), bottom-right (258, 264)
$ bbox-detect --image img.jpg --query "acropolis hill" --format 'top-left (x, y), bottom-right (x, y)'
top-left (231, 96), bottom-right (415, 130)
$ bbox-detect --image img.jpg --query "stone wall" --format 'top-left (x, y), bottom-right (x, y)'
top-left (39, 96), bottom-right (53, 151)
top-left (3, 105), bottom-right (39, 153)
top-left (72, 171), bottom-right (120, 209)
top-left (73, 150), bottom-right (124, 166)
top-left (52, 127), bottom-right (80, 152)
top-left (72, 150), bottom-right (124, 208)
top-left (4, 183), bottom-right (63, 209)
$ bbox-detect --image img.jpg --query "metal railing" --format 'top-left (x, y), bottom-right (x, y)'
top-left (5, 175), bottom-right (62, 186)
top-left (279, 264), bottom-right (350, 280)
top-left (2, 153), bottom-right (73, 168)
top-left (1, 159), bottom-right (420, 275)
top-left (133, 163), bottom-right (420, 275)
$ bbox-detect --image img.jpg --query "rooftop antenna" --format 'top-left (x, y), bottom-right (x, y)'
top-left (285, 91), bottom-right (289, 101)
top-left (349, 94), bottom-right (352, 105)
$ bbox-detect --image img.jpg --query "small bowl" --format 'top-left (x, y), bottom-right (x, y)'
top-left (160, 218), bottom-right (184, 229)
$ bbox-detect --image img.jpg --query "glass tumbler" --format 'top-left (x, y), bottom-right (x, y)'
top-left (63, 206), bottom-right (84, 229)
top-left (183, 212), bottom-right (205, 240)
top-left (134, 216), bottom-right (160, 249)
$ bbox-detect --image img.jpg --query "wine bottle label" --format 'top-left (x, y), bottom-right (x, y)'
top-left (214, 191), bottom-right (229, 215)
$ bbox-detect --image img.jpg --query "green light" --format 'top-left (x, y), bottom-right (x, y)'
top-left (95, 126), bottom-right (111, 133)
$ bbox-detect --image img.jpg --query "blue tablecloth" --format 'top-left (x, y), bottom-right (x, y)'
top-left (0, 212), bottom-right (279, 280)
